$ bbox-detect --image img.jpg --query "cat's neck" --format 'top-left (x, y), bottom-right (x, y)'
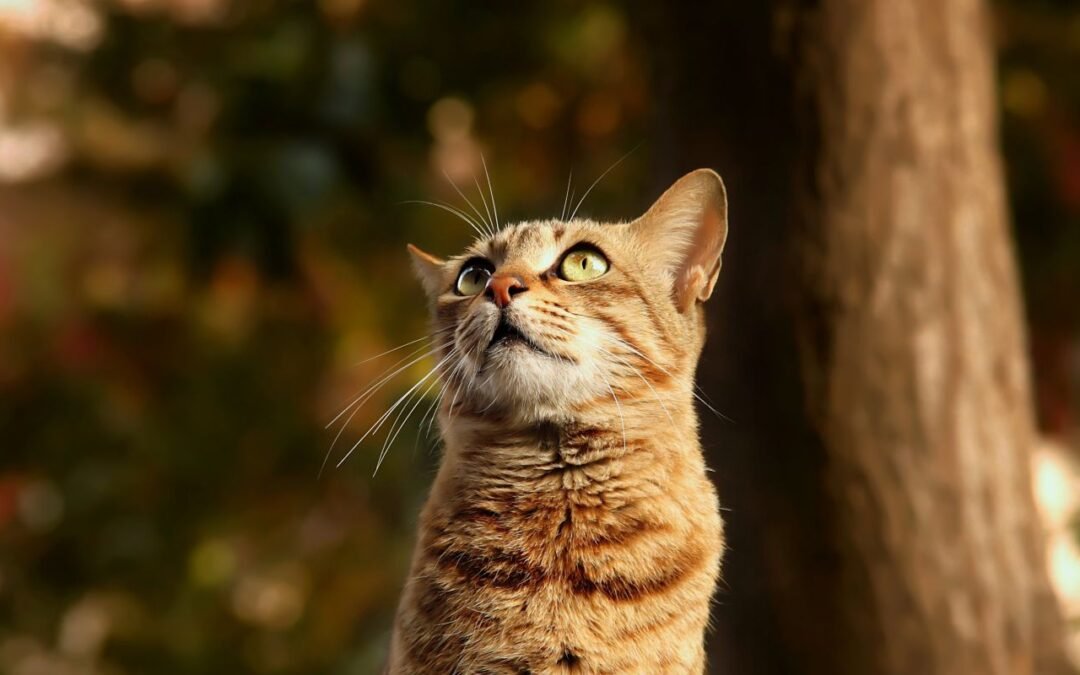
top-left (435, 395), bottom-right (702, 505)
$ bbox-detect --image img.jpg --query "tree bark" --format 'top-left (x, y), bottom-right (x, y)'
top-left (638, 0), bottom-right (1073, 673)
top-left (790, 1), bottom-right (1070, 672)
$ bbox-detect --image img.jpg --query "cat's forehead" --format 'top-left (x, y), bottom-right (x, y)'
top-left (463, 219), bottom-right (609, 266)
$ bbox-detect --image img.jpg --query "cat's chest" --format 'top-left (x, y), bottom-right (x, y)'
top-left (417, 470), bottom-right (717, 672)
top-left (408, 428), bottom-right (720, 673)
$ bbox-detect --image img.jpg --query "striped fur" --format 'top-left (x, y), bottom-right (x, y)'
top-left (390, 170), bottom-right (728, 674)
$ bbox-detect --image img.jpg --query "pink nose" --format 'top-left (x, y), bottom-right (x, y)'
top-left (485, 275), bottom-right (527, 308)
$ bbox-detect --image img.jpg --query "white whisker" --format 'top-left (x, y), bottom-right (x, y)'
top-left (401, 199), bottom-right (488, 239)
top-left (351, 335), bottom-right (430, 367)
top-left (601, 332), bottom-right (732, 423)
top-left (569, 144), bottom-right (640, 221)
top-left (375, 375), bottom-right (444, 475)
top-left (326, 341), bottom-right (448, 430)
top-left (600, 372), bottom-right (627, 456)
top-left (472, 174), bottom-right (496, 239)
top-left (480, 153), bottom-right (499, 230)
top-left (419, 383), bottom-right (444, 440)
top-left (319, 340), bottom-right (451, 479)
top-left (560, 170), bottom-right (573, 221)
top-left (442, 170), bottom-right (494, 238)
top-left (596, 343), bottom-right (675, 428)
top-left (444, 357), bottom-right (471, 422)
top-left (561, 306), bottom-right (732, 423)
top-left (336, 352), bottom-right (455, 470)
top-left (350, 326), bottom-right (453, 368)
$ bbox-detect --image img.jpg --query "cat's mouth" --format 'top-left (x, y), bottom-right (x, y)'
top-left (487, 317), bottom-right (550, 356)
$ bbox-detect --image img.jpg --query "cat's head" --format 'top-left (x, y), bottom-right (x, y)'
top-left (408, 169), bottom-right (728, 422)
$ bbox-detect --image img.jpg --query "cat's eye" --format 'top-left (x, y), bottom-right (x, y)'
top-left (455, 260), bottom-right (493, 296)
top-left (558, 246), bottom-right (609, 282)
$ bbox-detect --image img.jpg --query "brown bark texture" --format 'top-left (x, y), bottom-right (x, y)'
top-left (636, 0), bottom-right (1073, 673)
top-left (793, 1), bottom-right (1070, 673)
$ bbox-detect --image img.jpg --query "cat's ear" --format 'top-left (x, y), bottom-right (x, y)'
top-left (633, 169), bottom-right (728, 313)
top-left (407, 243), bottom-right (445, 296)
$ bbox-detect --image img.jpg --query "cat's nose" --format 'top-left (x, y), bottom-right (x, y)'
top-left (485, 274), bottom-right (528, 308)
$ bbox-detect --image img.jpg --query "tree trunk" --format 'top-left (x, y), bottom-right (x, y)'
top-left (638, 1), bottom-right (1073, 673)
top-left (792, 1), bottom-right (1070, 673)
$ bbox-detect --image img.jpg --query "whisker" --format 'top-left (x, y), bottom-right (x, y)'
top-left (401, 199), bottom-right (488, 239)
top-left (365, 353), bottom-right (454, 449)
top-left (569, 143), bottom-right (641, 221)
top-left (601, 332), bottom-right (732, 423)
top-left (480, 152), bottom-right (499, 230)
top-left (537, 317), bottom-right (673, 435)
top-left (443, 170), bottom-right (494, 238)
top-left (375, 375), bottom-right (444, 475)
top-left (472, 174), bottom-right (496, 239)
top-left (410, 382), bottom-right (444, 459)
top-left (419, 383), bottom-right (445, 440)
top-left (378, 374), bottom-right (436, 462)
top-left (319, 343), bottom-right (450, 478)
top-left (336, 352), bottom-right (456, 470)
top-left (596, 343), bottom-right (675, 428)
top-left (478, 378), bottom-right (500, 413)
top-left (326, 340), bottom-right (448, 430)
top-left (350, 326), bottom-right (453, 368)
top-left (599, 371), bottom-right (628, 456)
top-left (562, 305), bottom-right (733, 423)
top-left (560, 169), bottom-right (573, 221)
top-left (351, 335), bottom-right (429, 367)
top-left (446, 360), bottom-right (471, 422)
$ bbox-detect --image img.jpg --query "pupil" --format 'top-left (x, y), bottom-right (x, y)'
top-left (580, 257), bottom-right (587, 269)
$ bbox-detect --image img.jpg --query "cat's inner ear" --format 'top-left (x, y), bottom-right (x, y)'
top-left (633, 169), bottom-right (728, 313)
top-left (407, 243), bottom-right (445, 296)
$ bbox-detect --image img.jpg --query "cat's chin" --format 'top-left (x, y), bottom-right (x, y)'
top-left (481, 336), bottom-right (560, 370)
top-left (472, 349), bottom-right (601, 420)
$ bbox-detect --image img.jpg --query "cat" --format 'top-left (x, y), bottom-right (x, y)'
top-left (387, 168), bottom-right (728, 674)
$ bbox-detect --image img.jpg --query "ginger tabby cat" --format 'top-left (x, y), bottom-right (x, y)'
top-left (388, 169), bottom-right (728, 674)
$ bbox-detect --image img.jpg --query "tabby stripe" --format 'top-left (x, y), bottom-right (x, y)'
top-left (428, 545), bottom-right (546, 590)
top-left (574, 516), bottom-right (670, 549)
top-left (507, 224), bottom-right (528, 251)
top-left (566, 543), bottom-right (706, 602)
top-left (451, 506), bottom-right (510, 532)
top-left (597, 311), bottom-right (670, 385)
top-left (614, 594), bottom-right (702, 642)
top-left (624, 274), bottom-right (680, 347)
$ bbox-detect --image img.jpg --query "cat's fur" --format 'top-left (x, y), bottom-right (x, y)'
top-left (388, 169), bottom-right (728, 674)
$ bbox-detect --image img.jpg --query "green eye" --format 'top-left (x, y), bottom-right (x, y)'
top-left (558, 246), bottom-right (609, 282)
top-left (455, 262), bottom-right (492, 295)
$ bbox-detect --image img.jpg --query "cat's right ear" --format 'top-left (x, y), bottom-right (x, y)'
top-left (633, 169), bottom-right (728, 314)
top-left (407, 244), bottom-right (445, 296)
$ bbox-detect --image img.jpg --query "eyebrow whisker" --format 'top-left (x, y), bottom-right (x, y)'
top-left (569, 143), bottom-right (641, 221)
top-left (480, 152), bottom-right (500, 230)
top-left (443, 170), bottom-right (494, 237)
top-left (560, 169), bottom-right (573, 221)
top-left (401, 199), bottom-right (489, 240)
top-left (472, 173), bottom-right (496, 239)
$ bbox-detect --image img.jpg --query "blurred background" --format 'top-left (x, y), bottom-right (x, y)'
top-left (0, 1), bottom-right (1077, 673)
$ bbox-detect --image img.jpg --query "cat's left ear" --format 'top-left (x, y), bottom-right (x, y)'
top-left (633, 169), bottom-right (728, 313)
top-left (407, 243), bottom-right (445, 296)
